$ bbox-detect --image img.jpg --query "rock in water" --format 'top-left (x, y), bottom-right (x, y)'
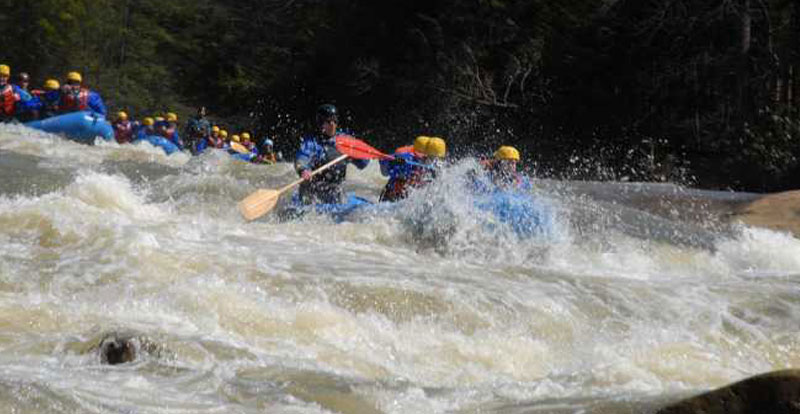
top-left (98, 333), bottom-right (138, 365)
top-left (732, 190), bottom-right (800, 237)
top-left (657, 369), bottom-right (800, 414)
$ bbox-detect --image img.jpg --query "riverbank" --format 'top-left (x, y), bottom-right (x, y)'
top-left (730, 190), bottom-right (800, 238)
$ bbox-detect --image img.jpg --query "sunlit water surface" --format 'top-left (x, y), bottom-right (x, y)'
top-left (1, 124), bottom-right (799, 413)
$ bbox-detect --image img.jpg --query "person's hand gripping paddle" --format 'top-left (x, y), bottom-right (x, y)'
top-left (237, 154), bottom-right (348, 221)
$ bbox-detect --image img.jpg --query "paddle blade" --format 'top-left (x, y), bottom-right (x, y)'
top-left (230, 141), bottom-right (250, 154)
top-left (335, 135), bottom-right (388, 160)
top-left (238, 189), bottom-right (281, 221)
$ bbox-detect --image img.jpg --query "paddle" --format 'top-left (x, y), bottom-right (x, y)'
top-left (335, 135), bottom-right (432, 169)
top-left (238, 154), bottom-right (349, 221)
top-left (230, 141), bottom-right (250, 154)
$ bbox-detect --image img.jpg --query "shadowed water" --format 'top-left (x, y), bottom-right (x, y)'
top-left (1, 125), bottom-right (799, 413)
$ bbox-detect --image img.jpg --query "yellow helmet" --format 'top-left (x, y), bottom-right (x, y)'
top-left (212, 125), bottom-right (220, 133)
top-left (241, 132), bottom-right (251, 141)
top-left (154, 116), bottom-right (165, 122)
top-left (66, 71), bottom-right (82, 83)
top-left (44, 79), bottom-right (60, 90)
top-left (117, 111), bottom-right (128, 121)
top-left (219, 130), bottom-right (228, 138)
top-left (413, 136), bottom-right (430, 155)
top-left (231, 134), bottom-right (241, 143)
top-left (494, 146), bottom-right (520, 161)
top-left (142, 117), bottom-right (155, 126)
top-left (425, 137), bottom-right (446, 158)
top-left (0, 64), bottom-right (10, 77)
top-left (166, 112), bottom-right (178, 122)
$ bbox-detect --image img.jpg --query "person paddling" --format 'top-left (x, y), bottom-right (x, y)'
top-left (112, 111), bottom-right (135, 144)
top-left (257, 138), bottom-right (277, 164)
top-left (37, 79), bottom-right (62, 119)
top-left (478, 145), bottom-right (532, 191)
top-left (13, 72), bottom-right (37, 122)
top-left (159, 112), bottom-right (182, 149)
top-left (379, 135), bottom-right (431, 202)
top-left (295, 104), bottom-right (369, 204)
top-left (59, 71), bottom-right (107, 117)
top-left (184, 106), bottom-right (211, 154)
top-left (0, 64), bottom-right (21, 123)
top-left (135, 117), bottom-right (156, 140)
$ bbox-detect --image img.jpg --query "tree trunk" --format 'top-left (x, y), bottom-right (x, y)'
top-left (737, 0), bottom-right (751, 130)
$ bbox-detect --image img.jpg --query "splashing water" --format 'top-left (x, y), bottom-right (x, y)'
top-left (1, 124), bottom-right (799, 413)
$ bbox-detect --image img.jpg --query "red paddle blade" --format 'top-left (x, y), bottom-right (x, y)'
top-left (335, 135), bottom-right (390, 160)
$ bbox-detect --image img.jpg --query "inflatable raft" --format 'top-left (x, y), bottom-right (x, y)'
top-left (230, 151), bottom-right (256, 162)
top-left (474, 190), bottom-right (554, 238)
top-left (25, 111), bottom-right (114, 143)
top-left (279, 193), bottom-right (373, 222)
top-left (134, 135), bottom-right (180, 155)
top-left (279, 189), bottom-right (554, 238)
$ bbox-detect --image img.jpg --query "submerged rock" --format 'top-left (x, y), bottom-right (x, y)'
top-left (657, 369), bottom-right (800, 414)
top-left (94, 331), bottom-right (164, 365)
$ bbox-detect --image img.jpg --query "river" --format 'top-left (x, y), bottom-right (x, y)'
top-left (1, 124), bottom-right (799, 413)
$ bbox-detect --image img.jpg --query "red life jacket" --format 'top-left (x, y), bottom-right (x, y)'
top-left (0, 84), bottom-right (19, 117)
top-left (60, 88), bottom-right (89, 112)
top-left (113, 120), bottom-right (133, 143)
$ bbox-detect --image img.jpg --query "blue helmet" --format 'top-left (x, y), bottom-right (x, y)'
top-left (316, 104), bottom-right (338, 125)
top-left (263, 139), bottom-right (274, 147)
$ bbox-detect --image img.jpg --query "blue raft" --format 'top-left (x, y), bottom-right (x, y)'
top-left (279, 190), bottom-right (554, 239)
top-left (134, 135), bottom-right (180, 155)
top-left (279, 193), bottom-right (373, 222)
top-left (230, 151), bottom-right (256, 162)
top-left (25, 111), bottom-right (114, 143)
top-left (474, 190), bottom-right (555, 239)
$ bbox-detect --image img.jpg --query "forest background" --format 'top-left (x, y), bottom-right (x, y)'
top-left (1, 0), bottom-right (799, 191)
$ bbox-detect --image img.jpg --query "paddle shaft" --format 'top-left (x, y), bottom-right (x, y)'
top-left (279, 154), bottom-right (349, 194)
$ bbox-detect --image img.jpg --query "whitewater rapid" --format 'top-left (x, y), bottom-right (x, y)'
top-left (1, 125), bottom-right (799, 413)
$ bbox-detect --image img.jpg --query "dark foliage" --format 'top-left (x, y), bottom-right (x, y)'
top-left (1, 0), bottom-right (798, 190)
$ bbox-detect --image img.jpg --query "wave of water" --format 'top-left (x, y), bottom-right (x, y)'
top-left (1, 125), bottom-right (799, 413)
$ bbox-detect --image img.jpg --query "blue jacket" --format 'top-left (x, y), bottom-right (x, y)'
top-left (380, 151), bottom-right (421, 179)
top-left (135, 126), bottom-right (156, 141)
top-left (87, 91), bottom-right (106, 116)
top-left (294, 132), bottom-right (369, 204)
top-left (14, 86), bottom-right (36, 113)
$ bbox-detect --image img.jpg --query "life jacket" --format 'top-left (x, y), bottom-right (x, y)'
top-left (60, 88), bottom-right (89, 112)
top-left (0, 84), bottom-right (19, 117)
top-left (380, 178), bottom-right (409, 202)
top-left (113, 120), bottom-right (134, 143)
top-left (159, 125), bottom-right (177, 140)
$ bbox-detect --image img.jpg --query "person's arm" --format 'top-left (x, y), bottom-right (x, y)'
top-left (88, 92), bottom-right (107, 116)
top-left (379, 158), bottom-right (391, 176)
top-left (295, 138), bottom-right (315, 179)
